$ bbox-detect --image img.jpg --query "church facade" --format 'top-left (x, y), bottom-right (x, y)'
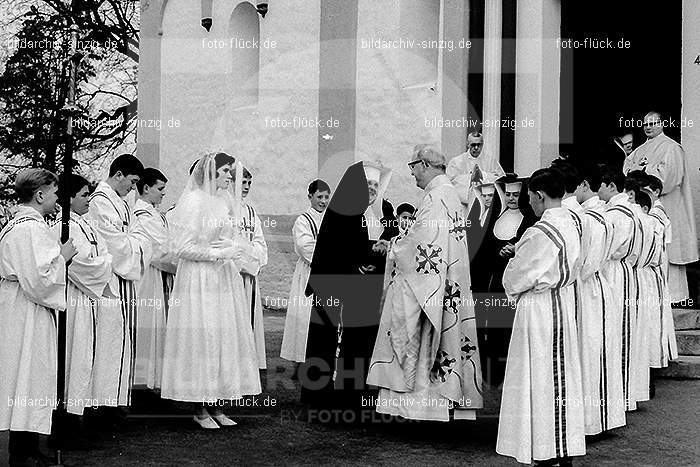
top-left (137, 0), bottom-right (700, 241)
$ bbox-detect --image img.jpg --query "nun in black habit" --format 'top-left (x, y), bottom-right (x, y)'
top-left (480, 173), bottom-right (537, 388)
top-left (299, 160), bottom-right (393, 415)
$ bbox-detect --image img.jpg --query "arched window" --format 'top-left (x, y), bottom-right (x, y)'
top-left (228, 1), bottom-right (260, 109)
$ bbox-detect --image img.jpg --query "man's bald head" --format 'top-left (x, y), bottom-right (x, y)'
top-left (467, 131), bottom-right (484, 158)
top-left (643, 111), bottom-right (664, 139)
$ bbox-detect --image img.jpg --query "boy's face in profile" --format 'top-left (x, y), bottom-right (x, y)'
top-left (398, 211), bottom-right (414, 231)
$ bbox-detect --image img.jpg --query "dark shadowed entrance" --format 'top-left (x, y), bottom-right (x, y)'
top-left (559, 0), bottom-right (682, 167)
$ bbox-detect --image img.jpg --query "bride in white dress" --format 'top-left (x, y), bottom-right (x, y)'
top-left (161, 152), bottom-right (261, 429)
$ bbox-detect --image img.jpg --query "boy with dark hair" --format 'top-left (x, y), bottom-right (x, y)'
top-left (572, 161), bottom-right (626, 434)
top-left (626, 179), bottom-right (659, 407)
top-left (497, 167), bottom-right (585, 467)
top-left (237, 168), bottom-right (268, 369)
top-left (1, 169), bottom-right (77, 464)
top-left (599, 167), bottom-right (643, 412)
top-left (133, 168), bottom-right (175, 390)
top-left (639, 176), bottom-right (677, 375)
top-left (88, 154), bottom-right (154, 410)
top-left (395, 202), bottom-right (415, 233)
top-left (50, 174), bottom-right (114, 424)
top-left (281, 179), bottom-right (331, 364)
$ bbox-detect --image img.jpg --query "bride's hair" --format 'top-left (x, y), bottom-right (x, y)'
top-left (215, 152), bottom-right (236, 170)
top-left (190, 152), bottom-right (236, 187)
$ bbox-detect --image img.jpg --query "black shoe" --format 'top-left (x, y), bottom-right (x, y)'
top-left (558, 457), bottom-right (573, 467)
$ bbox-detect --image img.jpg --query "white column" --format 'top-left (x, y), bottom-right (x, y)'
top-left (482, 0), bottom-right (502, 163)
top-left (513, 0), bottom-right (560, 176)
top-left (682, 0), bottom-right (700, 239)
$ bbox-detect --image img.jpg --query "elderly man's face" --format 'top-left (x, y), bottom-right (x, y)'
top-left (643, 115), bottom-right (663, 138)
top-left (620, 135), bottom-right (634, 155)
top-left (468, 138), bottom-right (484, 158)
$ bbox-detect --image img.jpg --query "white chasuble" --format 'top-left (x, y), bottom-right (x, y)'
top-left (367, 174), bottom-right (483, 421)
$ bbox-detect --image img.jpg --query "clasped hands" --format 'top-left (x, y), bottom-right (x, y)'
top-left (211, 238), bottom-right (242, 261)
top-left (498, 243), bottom-right (515, 258)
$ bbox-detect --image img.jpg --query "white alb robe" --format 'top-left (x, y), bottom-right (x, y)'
top-left (280, 208), bottom-right (322, 362)
top-left (133, 199), bottom-right (176, 390)
top-left (0, 206), bottom-right (66, 434)
top-left (236, 201), bottom-right (268, 369)
top-left (88, 182), bottom-right (152, 406)
top-left (496, 207), bottom-right (585, 464)
top-left (577, 195), bottom-right (626, 434)
top-left (367, 175), bottom-right (483, 421)
top-left (648, 201), bottom-right (678, 366)
top-left (624, 133), bottom-right (698, 301)
top-left (601, 193), bottom-right (642, 412)
top-left (631, 206), bottom-right (662, 404)
top-left (50, 213), bottom-right (115, 415)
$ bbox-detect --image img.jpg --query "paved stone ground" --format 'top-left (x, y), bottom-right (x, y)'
top-left (1, 311), bottom-right (699, 466)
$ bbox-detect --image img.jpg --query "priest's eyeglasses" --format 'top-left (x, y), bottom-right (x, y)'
top-left (408, 159), bottom-right (425, 170)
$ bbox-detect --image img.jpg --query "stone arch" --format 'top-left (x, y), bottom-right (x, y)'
top-left (228, 1), bottom-right (260, 108)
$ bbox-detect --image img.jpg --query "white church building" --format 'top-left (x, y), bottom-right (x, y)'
top-left (136, 0), bottom-right (700, 243)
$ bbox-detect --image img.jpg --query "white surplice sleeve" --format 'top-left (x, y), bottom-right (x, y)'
top-left (11, 221), bottom-right (67, 310)
top-left (446, 156), bottom-right (471, 206)
top-left (88, 195), bottom-right (148, 281)
top-left (50, 219), bottom-right (113, 300)
top-left (292, 215), bottom-right (316, 264)
top-left (657, 143), bottom-right (684, 195)
top-left (134, 209), bottom-right (168, 268)
top-left (236, 211), bottom-right (268, 276)
top-left (503, 227), bottom-right (560, 300)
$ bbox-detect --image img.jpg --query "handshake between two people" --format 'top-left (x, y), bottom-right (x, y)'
top-left (359, 239), bottom-right (392, 274)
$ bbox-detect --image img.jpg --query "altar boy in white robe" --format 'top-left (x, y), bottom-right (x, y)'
top-left (367, 146), bottom-right (483, 421)
top-left (598, 168), bottom-right (642, 412)
top-left (88, 154), bottom-right (153, 408)
top-left (281, 179), bottom-right (330, 364)
top-left (237, 168), bottom-right (269, 369)
top-left (496, 167), bottom-right (584, 467)
top-left (572, 162), bottom-right (626, 434)
top-left (134, 168), bottom-right (175, 390)
top-left (0, 169), bottom-right (77, 464)
top-left (553, 160), bottom-right (625, 435)
top-left (50, 175), bottom-right (115, 418)
top-left (641, 175), bottom-right (677, 373)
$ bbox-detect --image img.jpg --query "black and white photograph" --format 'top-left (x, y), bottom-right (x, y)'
top-left (0, 0), bottom-right (699, 465)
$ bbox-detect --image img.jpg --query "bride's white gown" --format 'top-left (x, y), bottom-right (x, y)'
top-left (161, 190), bottom-right (261, 401)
